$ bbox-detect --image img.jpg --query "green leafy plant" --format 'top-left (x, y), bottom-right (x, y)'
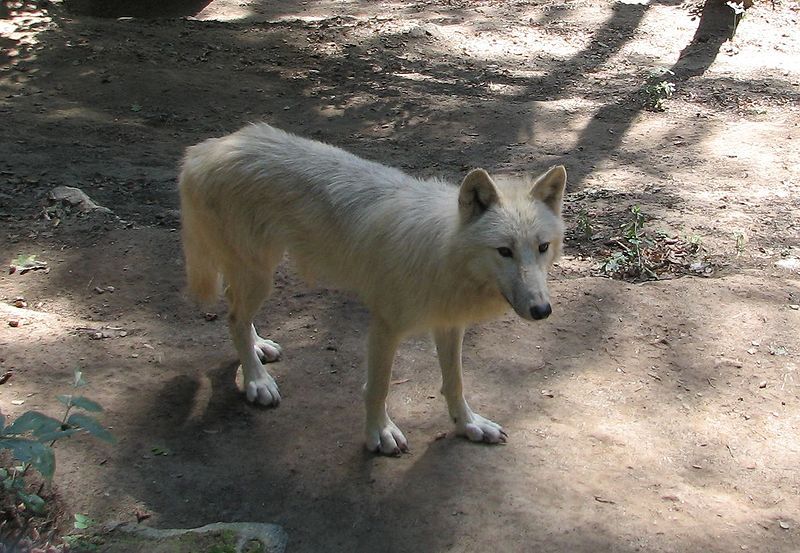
top-left (619, 204), bottom-right (657, 279)
top-left (576, 209), bottom-right (593, 241)
top-left (686, 234), bottom-right (703, 248)
top-left (73, 513), bottom-right (97, 530)
top-left (151, 445), bottom-right (172, 456)
top-left (642, 70), bottom-right (675, 112)
top-left (733, 231), bottom-right (746, 256)
top-left (599, 206), bottom-right (710, 281)
top-left (0, 369), bottom-right (114, 550)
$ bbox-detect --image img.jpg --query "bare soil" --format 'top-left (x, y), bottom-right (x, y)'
top-left (1, 0), bottom-right (799, 551)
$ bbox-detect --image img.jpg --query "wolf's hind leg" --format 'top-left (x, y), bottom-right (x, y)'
top-left (226, 268), bottom-right (281, 406)
top-left (252, 324), bottom-right (282, 363)
top-left (434, 327), bottom-right (507, 444)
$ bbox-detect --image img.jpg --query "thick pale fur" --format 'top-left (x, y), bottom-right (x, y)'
top-left (179, 123), bottom-right (566, 455)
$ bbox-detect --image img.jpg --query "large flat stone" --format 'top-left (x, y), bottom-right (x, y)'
top-left (68, 521), bottom-right (287, 553)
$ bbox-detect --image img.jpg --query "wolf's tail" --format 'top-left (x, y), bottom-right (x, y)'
top-left (178, 159), bottom-right (223, 305)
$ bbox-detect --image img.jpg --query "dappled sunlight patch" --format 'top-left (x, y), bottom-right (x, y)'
top-left (485, 81), bottom-right (528, 96)
top-left (708, 3), bottom-right (800, 78)
top-left (704, 120), bottom-right (787, 186)
top-left (514, 97), bottom-right (599, 151)
top-left (391, 71), bottom-right (458, 86)
top-left (0, 1), bottom-right (56, 50)
top-left (42, 105), bottom-right (121, 125)
top-left (190, 0), bottom-right (253, 22)
top-left (316, 104), bottom-right (346, 119)
top-left (431, 22), bottom-right (578, 61)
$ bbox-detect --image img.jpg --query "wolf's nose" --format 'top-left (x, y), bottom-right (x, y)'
top-left (531, 303), bottom-right (552, 320)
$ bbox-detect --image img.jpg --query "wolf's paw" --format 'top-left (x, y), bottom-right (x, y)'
top-left (456, 412), bottom-right (507, 444)
top-left (246, 376), bottom-right (281, 406)
top-left (365, 419), bottom-right (409, 456)
top-left (236, 366), bottom-right (281, 406)
top-left (254, 338), bottom-right (281, 363)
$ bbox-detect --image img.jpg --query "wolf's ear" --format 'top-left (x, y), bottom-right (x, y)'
top-left (459, 168), bottom-right (501, 222)
top-left (530, 165), bottom-right (566, 215)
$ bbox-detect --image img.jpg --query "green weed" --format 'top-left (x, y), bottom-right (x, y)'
top-left (576, 210), bottom-right (593, 241)
top-left (599, 205), bottom-right (709, 281)
top-left (642, 70), bottom-right (675, 112)
top-left (0, 369), bottom-right (114, 550)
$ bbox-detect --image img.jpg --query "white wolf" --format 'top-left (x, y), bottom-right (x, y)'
top-left (179, 123), bottom-right (566, 455)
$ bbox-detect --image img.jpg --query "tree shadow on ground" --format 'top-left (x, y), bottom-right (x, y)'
top-left (61, 0), bottom-right (214, 18)
top-left (0, 0), bottom-right (738, 223)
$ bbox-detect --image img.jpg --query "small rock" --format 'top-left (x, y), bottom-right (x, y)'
top-left (13, 297), bottom-right (27, 308)
top-left (779, 520), bottom-right (789, 530)
top-left (758, 381), bottom-right (767, 389)
top-left (769, 344), bottom-right (787, 356)
top-left (8, 319), bottom-right (20, 327)
top-left (775, 258), bottom-right (800, 272)
top-left (9, 255), bottom-right (48, 275)
top-left (11, 399), bottom-right (24, 405)
top-left (48, 186), bottom-right (113, 214)
top-left (789, 304), bottom-right (799, 310)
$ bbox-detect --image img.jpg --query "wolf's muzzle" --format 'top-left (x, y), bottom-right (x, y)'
top-left (530, 303), bottom-right (552, 320)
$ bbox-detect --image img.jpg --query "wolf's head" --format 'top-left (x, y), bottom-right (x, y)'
top-left (457, 166), bottom-right (566, 321)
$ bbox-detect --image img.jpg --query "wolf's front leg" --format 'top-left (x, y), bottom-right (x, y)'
top-left (364, 319), bottom-right (408, 455)
top-left (434, 327), bottom-right (507, 444)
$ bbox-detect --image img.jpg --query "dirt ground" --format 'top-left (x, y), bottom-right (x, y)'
top-left (1, 0), bottom-right (800, 551)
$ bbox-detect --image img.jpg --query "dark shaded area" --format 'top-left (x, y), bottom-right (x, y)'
top-left (63, 0), bottom-right (213, 18)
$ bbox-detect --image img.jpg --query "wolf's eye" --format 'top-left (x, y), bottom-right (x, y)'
top-left (497, 247), bottom-right (514, 258)
top-left (538, 242), bottom-right (550, 254)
